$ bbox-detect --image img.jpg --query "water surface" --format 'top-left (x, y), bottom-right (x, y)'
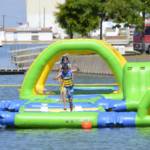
top-left (0, 74), bottom-right (150, 150)
top-left (0, 44), bottom-right (149, 150)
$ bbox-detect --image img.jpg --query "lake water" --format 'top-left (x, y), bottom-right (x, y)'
top-left (0, 74), bottom-right (150, 150)
top-left (0, 44), bottom-right (150, 150)
top-left (0, 43), bottom-right (48, 68)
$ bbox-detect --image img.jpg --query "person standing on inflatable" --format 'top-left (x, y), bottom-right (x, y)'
top-left (59, 55), bottom-right (71, 71)
top-left (54, 63), bottom-right (77, 111)
top-left (56, 56), bottom-right (72, 105)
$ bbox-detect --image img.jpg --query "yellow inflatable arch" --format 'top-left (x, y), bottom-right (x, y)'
top-left (20, 39), bottom-right (126, 100)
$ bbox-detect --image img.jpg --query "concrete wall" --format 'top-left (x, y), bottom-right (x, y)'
top-left (38, 32), bottom-right (53, 41)
top-left (16, 32), bottom-right (32, 41)
top-left (0, 31), bottom-right (53, 42)
top-left (5, 32), bottom-right (15, 41)
top-left (69, 55), bottom-right (112, 75)
top-left (0, 31), bottom-right (5, 41)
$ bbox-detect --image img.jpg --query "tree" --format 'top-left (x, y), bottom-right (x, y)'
top-left (105, 0), bottom-right (150, 31)
top-left (139, 0), bottom-right (150, 30)
top-left (55, 0), bottom-right (100, 38)
top-left (97, 0), bottom-right (108, 39)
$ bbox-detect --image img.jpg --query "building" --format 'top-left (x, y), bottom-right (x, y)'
top-left (26, 0), bottom-right (130, 40)
top-left (26, 0), bottom-right (65, 36)
top-left (0, 0), bottom-right (65, 43)
top-left (0, 28), bottom-right (53, 42)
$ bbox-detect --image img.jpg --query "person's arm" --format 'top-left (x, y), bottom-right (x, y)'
top-left (71, 66), bottom-right (80, 73)
top-left (53, 72), bottom-right (61, 80)
top-left (71, 64), bottom-right (80, 72)
top-left (56, 64), bottom-right (62, 74)
top-left (71, 68), bottom-right (78, 73)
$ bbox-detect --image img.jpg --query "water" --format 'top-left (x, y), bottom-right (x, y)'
top-left (0, 44), bottom-right (150, 150)
top-left (0, 43), bottom-right (48, 68)
top-left (0, 74), bottom-right (150, 150)
top-left (0, 126), bottom-right (150, 150)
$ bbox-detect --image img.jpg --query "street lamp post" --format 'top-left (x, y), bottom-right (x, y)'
top-left (2, 15), bottom-right (6, 31)
top-left (100, 16), bottom-right (103, 40)
top-left (98, 12), bottom-right (105, 40)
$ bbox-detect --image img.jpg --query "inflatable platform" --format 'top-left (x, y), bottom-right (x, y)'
top-left (1, 39), bottom-right (150, 129)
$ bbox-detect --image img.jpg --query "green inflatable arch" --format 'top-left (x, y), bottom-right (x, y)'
top-left (20, 39), bottom-right (126, 100)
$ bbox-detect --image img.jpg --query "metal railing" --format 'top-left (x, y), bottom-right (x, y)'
top-left (10, 45), bottom-right (47, 70)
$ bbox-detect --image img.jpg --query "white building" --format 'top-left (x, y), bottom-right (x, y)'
top-left (0, 0), bottom-right (65, 42)
top-left (0, 28), bottom-right (53, 42)
top-left (26, 0), bottom-right (65, 35)
top-left (25, 0), bottom-right (119, 39)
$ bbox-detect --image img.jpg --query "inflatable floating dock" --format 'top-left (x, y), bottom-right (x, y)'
top-left (1, 39), bottom-right (150, 129)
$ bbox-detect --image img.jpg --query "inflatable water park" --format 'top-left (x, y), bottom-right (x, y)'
top-left (1, 39), bottom-right (150, 129)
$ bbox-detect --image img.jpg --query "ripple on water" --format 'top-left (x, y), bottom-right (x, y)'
top-left (0, 75), bottom-right (150, 150)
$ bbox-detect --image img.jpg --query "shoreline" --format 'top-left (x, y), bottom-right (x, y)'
top-left (68, 54), bottom-right (150, 75)
top-left (0, 53), bottom-right (150, 75)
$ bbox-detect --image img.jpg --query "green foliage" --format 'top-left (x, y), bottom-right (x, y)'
top-left (55, 0), bottom-right (150, 38)
top-left (55, 0), bottom-right (100, 38)
top-left (105, 0), bottom-right (150, 31)
top-left (18, 63), bottom-right (23, 69)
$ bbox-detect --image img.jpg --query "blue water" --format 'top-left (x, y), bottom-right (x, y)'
top-left (0, 44), bottom-right (48, 68)
top-left (0, 44), bottom-right (150, 150)
top-left (0, 74), bottom-right (150, 150)
top-left (0, 128), bottom-right (150, 150)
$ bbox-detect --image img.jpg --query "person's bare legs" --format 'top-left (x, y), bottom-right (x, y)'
top-left (69, 98), bottom-right (73, 112)
top-left (67, 87), bottom-right (73, 112)
top-left (62, 88), bottom-right (67, 110)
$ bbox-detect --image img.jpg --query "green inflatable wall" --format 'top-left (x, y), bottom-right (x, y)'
top-left (123, 62), bottom-right (150, 110)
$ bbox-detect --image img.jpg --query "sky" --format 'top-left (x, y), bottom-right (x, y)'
top-left (0, 0), bottom-right (26, 27)
top-left (0, 0), bottom-right (114, 30)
